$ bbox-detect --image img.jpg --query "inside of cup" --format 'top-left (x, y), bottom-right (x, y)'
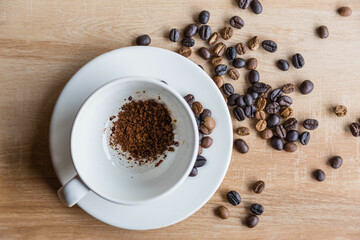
top-left (71, 77), bottom-right (197, 204)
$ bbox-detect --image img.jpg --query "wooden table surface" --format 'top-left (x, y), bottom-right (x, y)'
top-left (1, 0), bottom-right (360, 239)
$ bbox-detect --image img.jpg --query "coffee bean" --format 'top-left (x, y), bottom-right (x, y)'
top-left (270, 88), bottom-right (283, 102)
top-left (192, 101), bottom-right (203, 114)
top-left (267, 114), bottom-right (280, 128)
top-left (283, 118), bottom-right (298, 131)
top-left (256, 120), bottom-right (267, 132)
top-left (292, 53), bottom-right (305, 69)
top-left (238, 0), bottom-right (250, 9)
top-left (229, 68), bottom-right (240, 80)
top-left (248, 88), bottom-right (259, 99)
top-left (285, 130), bottom-right (299, 142)
top-left (208, 32), bottom-right (220, 45)
top-left (218, 206), bottom-right (230, 219)
top-left (277, 59), bottom-right (290, 71)
top-left (274, 125), bottom-right (287, 138)
top-left (278, 96), bottom-right (293, 107)
top-left (303, 119), bottom-right (319, 130)
top-left (211, 56), bottom-right (223, 66)
top-left (334, 105), bottom-right (347, 117)
top-left (169, 29), bottom-right (180, 42)
top-left (179, 46), bottom-right (192, 57)
top-left (255, 110), bottom-right (266, 120)
top-left (253, 180), bottom-right (265, 193)
top-left (228, 94), bottom-right (240, 106)
top-left (226, 47), bottom-right (237, 61)
top-left (199, 25), bottom-right (211, 41)
top-left (195, 155), bottom-right (207, 167)
top-left (213, 75), bottom-right (224, 88)
top-left (247, 58), bottom-right (258, 70)
top-left (236, 127), bottom-right (250, 136)
top-left (230, 16), bottom-right (245, 29)
top-left (250, 203), bottom-right (264, 215)
top-left (250, 0), bottom-right (263, 14)
top-left (246, 215), bottom-right (259, 228)
top-left (245, 105), bottom-right (256, 118)
top-left (233, 58), bottom-right (246, 68)
top-left (243, 94), bottom-right (253, 106)
top-left (313, 169), bottom-right (325, 182)
top-left (299, 80), bottom-right (314, 95)
top-left (271, 137), bottom-right (284, 151)
top-left (198, 47), bottom-right (211, 60)
top-left (251, 82), bottom-right (268, 93)
top-left (330, 156), bottom-right (343, 169)
top-left (233, 107), bottom-right (246, 121)
top-left (338, 7), bottom-right (352, 17)
top-left (299, 131), bottom-right (310, 145)
top-left (200, 109), bottom-right (212, 121)
top-left (214, 42), bottom-right (226, 56)
top-left (234, 139), bottom-right (249, 153)
top-left (317, 25), bottom-right (329, 39)
top-left (256, 98), bottom-right (267, 110)
top-left (226, 190), bottom-right (241, 206)
top-left (223, 83), bottom-right (234, 96)
top-left (203, 116), bottom-right (215, 130)
top-left (262, 40), bottom-right (277, 53)
top-left (136, 35), bottom-right (151, 46)
top-left (189, 167), bottom-right (198, 177)
top-left (282, 83), bottom-right (295, 94)
top-left (199, 125), bottom-right (211, 135)
top-left (248, 70), bottom-right (260, 85)
top-left (261, 85), bottom-right (272, 98)
top-left (235, 42), bottom-right (247, 55)
top-left (350, 122), bottom-right (360, 137)
top-left (248, 36), bottom-right (260, 51)
top-left (221, 26), bottom-right (233, 40)
top-left (198, 10), bottom-right (210, 24)
top-left (201, 136), bottom-right (213, 148)
top-left (184, 24), bottom-right (198, 37)
top-left (266, 102), bottom-right (280, 114)
top-left (236, 95), bottom-right (246, 108)
top-left (181, 37), bottom-right (195, 47)
top-left (184, 94), bottom-right (195, 106)
top-left (215, 64), bottom-right (228, 76)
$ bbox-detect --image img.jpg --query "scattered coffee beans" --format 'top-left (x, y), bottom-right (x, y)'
top-left (208, 32), bottom-right (220, 45)
top-left (277, 59), bottom-right (289, 71)
top-left (292, 53), bottom-right (305, 69)
top-left (217, 205), bottom-right (230, 219)
top-left (330, 156), bottom-right (343, 169)
top-left (280, 107), bottom-right (293, 119)
top-left (334, 105), bottom-right (347, 117)
top-left (238, 0), bottom-right (250, 9)
top-left (179, 46), bottom-right (192, 57)
top-left (267, 114), bottom-right (280, 128)
top-left (198, 47), bottom-right (211, 60)
top-left (228, 94), bottom-right (240, 106)
top-left (248, 70), bottom-right (260, 85)
top-left (266, 102), bottom-right (280, 114)
top-left (184, 94), bottom-right (195, 106)
top-left (285, 142), bottom-right (297, 152)
top-left (282, 83), bottom-right (295, 94)
top-left (192, 101), bottom-right (204, 114)
top-left (230, 16), bottom-right (245, 29)
top-left (229, 68), bottom-right (240, 80)
top-left (201, 136), bottom-right (213, 148)
top-left (247, 58), bottom-right (258, 70)
top-left (338, 7), bottom-right (352, 17)
top-left (213, 75), bottom-right (224, 88)
top-left (350, 122), bottom-right (360, 137)
top-left (169, 29), bottom-right (180, 42)
top-left (299, 131), bottom-right (310, 145)
top-left (270, 88), bottom-right (283, 102)
top-left (226, 190), bottom-right (241, 206)
top-left (256, 98), bottom-right (267, 110)
top-left (250, 203), bottom-right (264, 215)
top-left (278, 96), bottom-right (293, 107)
top-left (211, 56), bottom-right (223, 66)
top-left (248, 36), bottom-right (260, 51)
top-left (271, 136), bottom-right (284, 151)
top-left (262, 40), bottom-right (277, 53)
top-left (234, 107), bottom-right (246, 121)
top-left (222, 26), bottom-right (233, 40)
top-left (285, 130), bottom-right (299, 142)
top-left (233, 58), bottom-right (246, 68)
top-left (181, 37), bottom-right (195, 47)
top-left (246, 215), bottom-right (259, 228)
top-left (250, 0), bottom-right (263, 15)
top-left (199, 25), bottom-right (211, 41)
top-left (136, 34), bottom-right (151, 46)
top-left (245, 106), bottom-right (256, 118)
top-left (200, 109), bottom-right (211, 120)
top-left (198, 10), bottom-right (210, 24)
top-left (253, 180), bottom-right (265, 193)
top-left (226, 47), bottom-right (237, 60)
top-left (200, 125), bottom-right (211, 135)
top-left (189, 167), bottom-right (198, 177)
top-left (184, 24), bottom-right (198, 37)
top-left (203, 116), bottom-right (216, 130)
top-left (256, 120), bottom-right (267, 132)
top-left (274, 125), bottom-right (286, 139)
top-left (234, 139), bottom-right (249, 153)
top-left (299, 80), bottom-right (314, 95)
top-left (215, 64), bottom-right (228, 76)
top-left (214, 42), bottom-right (226, 56)
top-left (303, 119), bottom-right (319, 130)
top-left (283, 118), bottom-right (298, 131)
top-left (255, 110), bottom-right (266, 120)
top-left (223, 83), bottom-right (235, 96)
top-left (317, 25), bottom-right (329, 39)
top-left (237, 127), bottom-right (250, 136)
top-left (195, 155), bottom-right (207, 168)
top-left (236, 42), bottom-right (247, 55)
top-left (313, 169), bottom-right (326, 182)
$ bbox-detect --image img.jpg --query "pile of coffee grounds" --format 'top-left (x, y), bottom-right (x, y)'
top-left (109, 99), bottom-right (175, 162)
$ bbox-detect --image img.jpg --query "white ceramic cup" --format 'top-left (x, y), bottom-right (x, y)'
top-left (58, 76), bottom-right (199, 207)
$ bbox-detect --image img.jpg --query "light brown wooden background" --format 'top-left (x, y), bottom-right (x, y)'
top-left (1, 0), bottom-right (360, 239)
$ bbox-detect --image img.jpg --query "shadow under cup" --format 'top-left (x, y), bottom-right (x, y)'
top-left (71, 77), bottom-right (198, 205)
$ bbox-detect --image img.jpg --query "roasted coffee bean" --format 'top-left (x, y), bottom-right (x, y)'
top-left (250, 203), bottom-right (264, 215)
top-left (189, 167), bottom-right (198, 177)
top-left (238, 0), bottom-right (250, 9)
top-left (250, 0), bottom-right (263, 14)
top-left (350, 122), bottom-right (360, 137)
top-left (195, 155), bottom-right (207, 167)
top-left (274, 125), bottom-right (286, 138)
top-left (285, 130), bottom-right (299, 142)
top-left (179, 46), bottom-right (192, 57)
top-left (201, 136), bottom-right (213, 148)
top-left (248, 36), bottom-right (260, 51)
top-left (299, 80), bottom-right (314, 95)
top-left (253, 180), bottom-right (265, 193)
top-left (199, 25), bottom-right (211, 41)
top-left (261, 85), bottom-right (272, 98)
top-left (199, 125), bottom-right (211, 135)
top-left (299, 131), bottom-right (310, 145)
top-left (192, 101), bottom-right (204, 114)
top-left (221, 26), bottom-right (233, 40)
top-left (256, 120), bottom-right (267, 132)
top-left (278, 96), bottom-right (293, 107)
top-left (184, 94), bottom-right (195, 106)
top-left (198, 10), bottom-right (210, 24)
top-left (330, 156), bottom-right (343, 169)
top-left (251, 82), bottom-right (268, 93)
top-left (260, 128), bottom-right (273, 140)
top-left (266, 102), bottom-right (280, 114)
top-left (338, 7), bottom-right (352, 17)
top-left (233, 58), bottom-right (246, 68)
top-left (169, 29), bottom-right (180, 42)
top-left (235, 42), bottom-right (247, 55)
top-left (233, 107), bottom-right (246, 121)
top-left (203, 116), bottom-right (215, 130)
top-left (236, 127), bottom-right (250, 136)
top-left (236, 95), bottom-right (246, 107)
top-left (255, 110), bottom-right (266, 120)
top-left (256, 98), bottom-right (267, 110)
top-left (200, 109), bottom-right (212, 121)
top-left (313, 169), bottom-right (326, 182)
top-left (262, 40), bottom-right (277, 53)
top-left (317, 25), bottom-right (329, 39)
top-left (283, 118), bottom-right (298, 131)
top-left (215, 64), bottom-right (228, 76)
top-left (251, 92), bottom-right (259, 100)
top-left (245, 105), bottom-right (256, 118)
top-left (181, 37), bottom-right (195, 47)
top-left (226, 47), bottom-right (237, 60)
top-left (230, 16), bottom-right (245, 29)
top-left (280, 107), bottom-right (294, 119)
top-left (229, 68), bottom-right (240, 80)
top-left (303, 119), bottom-right (319, 130)
top-left (277, 59), bottom-right (290, 71)
top-left (213, 75), bottom-right (224, 88)
top-left (211, 56), bottom-right (223, 66)
top-left (217, 205), bottom-right (230, 219)
top-left (292, 53), bottom-right (305, 69)
top-left (228, 94), bottom-right (240, 106)
top-left (184, 24), bottom-right (198, 37)
top-left (198, 47), bottom-right (211, 60)
top-left (226, 190), bottom-right (241, 206)
top-left (234, 139), bottom-right (249, 153)
top-left (214, 42), bottom-right (226, 56)
top-left (247, 58), bottom-right (258, 70)
top-left (282, 83), bottom-right (295, 94)
top-left (267, 114), bottom-right (280, 128)
top-left (270, 88), bottom-right (283, 102)
top-left (244, 94), bottom-right (254, 106)
top-left (247, 215), bottom-right (259, 228)
top-left (285, 142), bottom-right (297, 152)
top-left (208, 32), bottom-right (220, 45)
top-left (223, 83), bottom-right (234, 96)
top-left (136, 35), bottom-right (151, 46)
top-left (271, 136), bottom-right (284, 151)
top-left (248, 70), bottom-right (260, 85)
top-left (334, 105), bottom-right (347, 117)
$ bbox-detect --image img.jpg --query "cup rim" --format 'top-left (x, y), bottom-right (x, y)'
top-left (70, 76), bottom-right (199, 205)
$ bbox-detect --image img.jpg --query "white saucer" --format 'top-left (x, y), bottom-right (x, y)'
top-left (50, 46), bottom-right (233, 230)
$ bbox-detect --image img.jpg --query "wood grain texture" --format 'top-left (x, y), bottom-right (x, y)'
top-left (1, 0), bottom-right (360, 239)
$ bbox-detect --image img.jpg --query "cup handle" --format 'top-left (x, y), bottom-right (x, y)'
top-left (57, 175), bottom-right (90, 207)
